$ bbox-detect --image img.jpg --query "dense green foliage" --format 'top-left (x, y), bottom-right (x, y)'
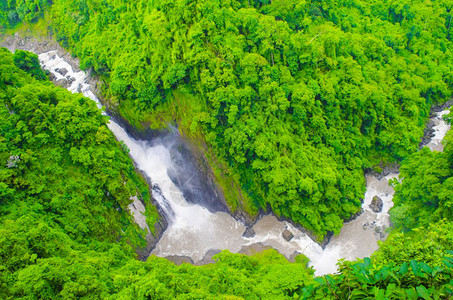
top-left (303, 222), bottom-right (453, 298)
top-left (0, 47), bottom-right (317, 299)
top-left (390, 129), bottom-right (453, 231)
top-left (1, 0), bottom-right (452, 297)
top-left (0, 47), bottom-right (157, 243)
top-left (12, 49), bottom-right (47, 80)
top-left (0, 0), bottom-right (51, 28)
top-left (5, 0), bottom-right (451, 238)
top-left (0, 47), bottom-right (160, 297)
top-left (304, 129), bottom-right (453, 298)
top-left (0, 46), bottom-right (452, 298)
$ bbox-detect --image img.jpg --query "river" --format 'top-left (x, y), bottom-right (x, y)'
top-left (38, 50), bottom-right (451, 276)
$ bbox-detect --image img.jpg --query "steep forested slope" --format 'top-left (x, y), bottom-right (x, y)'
top-left (390, 130), bottom-right (453, 232)
top-left (0, 48), bottom-right (158, 296)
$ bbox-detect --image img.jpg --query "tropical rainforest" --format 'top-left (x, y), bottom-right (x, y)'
top-left (0, 0), bottom-right (452, 298)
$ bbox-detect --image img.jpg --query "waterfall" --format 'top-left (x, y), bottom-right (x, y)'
top-left (38, 50), bottom-right (451, 276)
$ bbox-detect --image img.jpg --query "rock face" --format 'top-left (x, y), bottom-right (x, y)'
top-left (419, 100), bottom-right (453, 148)
top-left (0, 33), bottom-right (83, 72)
top-left (67, 76), bottom-right (76, 85)
top-left (128, 196), bottom-right (150, 231)
top-left (242, 227), bottom-right (256, 238)
top-left (420, 120), bottom-right (436, 145)
top-left (166, 136), bottom-right (229, 214)
top-left (368, 163), bottom-right (400, 179)
top-left (129, 195), bottom-right (169, 261)
top-left (282, 229), bottom-right (294, 242)
top-left (369, 196), bottom-right (383, 213)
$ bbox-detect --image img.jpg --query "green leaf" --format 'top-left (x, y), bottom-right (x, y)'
top-left (419, 262), bottom-right (432, 275)
top-left (351, 289), bottom-right (369, 298)
top-left (416, 285), bottom-right (432, 300)
top-left (431, 266), bottom-right (443, 277)
top-left (405, 288), bottom-right (418, 300)
top-left (386, 283), bottom-right (397, 294)
top-left (375, 288), bottom-right (385, 300)
top-left (441, 257), bottom-right (453, 269)
top-left (399, 262), bottom-right (408, 275)
top-left (410, 260), bottom-right (418, 274)
top-left (363, 257), bottom-right (371, 268)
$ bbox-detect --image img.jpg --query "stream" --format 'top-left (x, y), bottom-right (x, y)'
top-left (38, 50), bottom-right (451, 276)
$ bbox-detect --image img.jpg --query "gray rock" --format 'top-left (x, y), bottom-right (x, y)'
top-left (282, 229), bottom-right (294, 242)
top-left (197, 249), bottom-right (222, 265)
top-left (67, 76), bottom-right (76, 85)
top-left (239, 242), bottom-right (272, 255)
top-left (369, 196), bottom-right (383, 213)
top-left (56, 78), bottom-right (70, 89)
top-left (165, 255), bottom-right (194, 265)
top-left (347, 207), bottom-right (363, 222)
top-left (55, 67), bottom-right (68, 76)
top-left (288, 251), bottom-right (301, 263)
top-left (242, 227), bottom-right (255, 238)
top-left (48, 72), bottom-right (56, 82)
top-left (420, 120), bottom-right (435, 146)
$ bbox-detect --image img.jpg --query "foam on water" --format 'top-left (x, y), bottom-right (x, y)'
top-left (426, 110), bottom-right (451, 152)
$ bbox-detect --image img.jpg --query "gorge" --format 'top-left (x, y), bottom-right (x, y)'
top-left (34, 47), bottom-right (451, 276)
top-left (1, 0), bottom-right (452, 296)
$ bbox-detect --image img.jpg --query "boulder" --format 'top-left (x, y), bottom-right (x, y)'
top-left (165, 255), bottom-right (194, 265)
top-left (197, 249), bottom-right (222, 265)
top-left (242, 227), bottom-right (256, 238)
top-left (239, 242), bottom-right (272, 255)
top-left (282, 229), bottom-right (294, 242)
top-left (56, 78), bottom-right (70, 89)
top-left (66, 76), bottom-right (76, 85)
top-left (48, 72), bottom-right (56, 82)
top-left (369, 196), bottom-right (383, 213)
top-left (55, 67), bottom-right (68, 76)
top-left (288, 251), bottom-right (300, 263)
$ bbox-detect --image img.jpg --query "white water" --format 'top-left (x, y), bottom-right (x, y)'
top-left (426, 110), bottom-right (451, 152)
top-left (38, 50), bottom-right (451, 276)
